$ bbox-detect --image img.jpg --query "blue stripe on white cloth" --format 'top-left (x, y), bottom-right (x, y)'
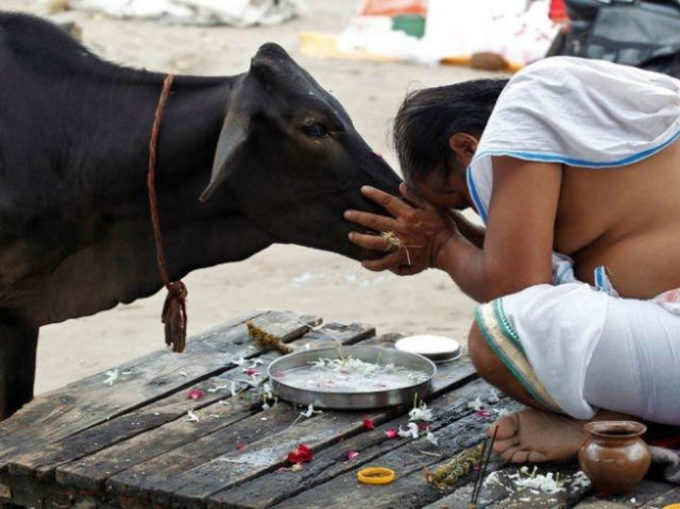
top-left (467, 127), bottom-right (680, 222)
top-left (466, 166), bottom-right (488, 223)
top-left (472, 127), bottom-right (680, 169)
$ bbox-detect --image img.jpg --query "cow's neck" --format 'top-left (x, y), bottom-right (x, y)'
top-left (28, 72), bottom-right (275, 325)
top-left (68, 73), bottom-right (235, 218)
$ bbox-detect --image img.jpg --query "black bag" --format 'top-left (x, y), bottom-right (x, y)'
top-left (547, 0), bottom-right (680, 78)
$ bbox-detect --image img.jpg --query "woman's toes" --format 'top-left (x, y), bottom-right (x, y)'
top-left (527, 450), bottom-right (548, 463)
top-left (493, 437), bottom-right (519, 455)
top-left (501, 445), bottom-right (522, 462)
top-left (489, 414), bottom-right (519, 440)
top-left (510, 450), bottom-right (530, 463)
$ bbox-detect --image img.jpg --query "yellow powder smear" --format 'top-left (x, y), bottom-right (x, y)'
top-left (247, 321), bottom-right (293, 354)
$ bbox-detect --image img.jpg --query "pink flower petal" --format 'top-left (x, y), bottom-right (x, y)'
top-left (363, 418), bottom-right (375, 430)
top-left (187, 389), bottom-right (205, 400)
top-left (347, 451), bottom-right (359, 460)
top-left (244, 368), bottom-right (260, 376)
top-left (384, 428), bottom-right (398, 439)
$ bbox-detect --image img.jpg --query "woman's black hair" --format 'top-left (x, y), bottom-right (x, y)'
top-left (393, 79), bottom-right (509, 181)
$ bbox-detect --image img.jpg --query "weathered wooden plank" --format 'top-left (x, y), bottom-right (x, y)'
top-left (574, 481), bottom-right (680, 509)
top-left (8, 321), bottom-right (372, 481)
top-left (572, 501), bottom-right (632, 508)
top-left (0, 310), bottom-right (317, 471)
top-left (483, 465), bottom-right (591, 509)
top-left (42, 322), bottom-right (374, 492)
top-left (425, 461), bottom-right (679, 509)
top-left (421, 477), bottom-right (509, 509)
top-left (0, 470), bottom-right (121, 509)
top-left (273, 396), bottom-right (520, 509)
top-left (599, 480), bottom-right (679, 508)
top-left (210, 377), bottom-right (503, 509)
top-left (0, 311), bottom-right (262, 458)
top-left (105, 350), bottom-right (476, 507)
top-left (642, 486), bottom-right (680, 508)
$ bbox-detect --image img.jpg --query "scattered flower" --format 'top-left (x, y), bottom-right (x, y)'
top-left (229, 381), bottom-right (237, 397)
top-left (475, 409), bottom-right (492, 418)
top-left (208, 383), bottom-right (229, 393)
top-left (103, 369), bottom-right (119, 386)
top-left (261, 382), bottom-right (277, 410)
top-left (384, 428), bottom-right (398, 439)
top-left (244, 368), bottom-right (260, 377)
top-left (287, 444), bottom-right (313, 464)
top-left (467, 397), bottom-right (486, 411)
top-left (363, 418), bottom-right (375, 430)
top-left (495, 408), bottom-right (512, 418)
top-left (300, 404), bottom-right (323, 418)
top-left (187, 388), bottom-right (205, 400)
top-left (233, 357), bottom-right (247, 366)
top-left (291, 463), bottom-right (303, 472)
top-left (398, 422), bottom-right (420, 439)
top-left (186, 410), bottom-right (200, 423)
top-left (417, 422), bottom-right (430, 432)
top-left (236, 443), bottom-right (246, 451)
top-left (178, 370), bottom-right (188, 377)
top-left (425, 431), bottom-right (439, 446)
top-left (509, 466), bottom-right (565, 494)
top-left (347, 450), bottom-right (359, 460)
top-left (409, 402), bottom-right (433, 422)
top-left (487, 390), bottom-right (500, 404)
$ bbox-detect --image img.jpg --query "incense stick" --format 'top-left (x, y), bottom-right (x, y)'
top-left (471, 427), bottom-right (498, 507)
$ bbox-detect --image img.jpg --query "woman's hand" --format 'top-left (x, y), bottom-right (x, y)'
top-left (344, 183), bottom-right (457, 275)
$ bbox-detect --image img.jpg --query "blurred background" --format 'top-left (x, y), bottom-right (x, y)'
top-left (4, 0), bottom-right (561, 393)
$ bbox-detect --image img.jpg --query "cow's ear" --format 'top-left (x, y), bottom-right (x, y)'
top-left (199, 113), bottom-right (248, 202)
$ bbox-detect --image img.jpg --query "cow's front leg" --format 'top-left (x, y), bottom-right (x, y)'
top-left (0, 322), bottom-right (38, 420)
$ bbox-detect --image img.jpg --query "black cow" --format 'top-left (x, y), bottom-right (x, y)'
top-left (0, 12), bottom-right (401, 419)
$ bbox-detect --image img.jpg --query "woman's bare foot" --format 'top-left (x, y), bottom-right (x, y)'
top-left (488, 408), bottom-right (588, 463)
top-left (488, 408), bottom-right (636, 463)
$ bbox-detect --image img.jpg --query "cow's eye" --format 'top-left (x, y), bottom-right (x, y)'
top-left (301, 122), bottom-right (328, 138)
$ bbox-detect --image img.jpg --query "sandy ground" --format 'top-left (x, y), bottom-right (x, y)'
top-left (5, 0), bottom-right (502, 394)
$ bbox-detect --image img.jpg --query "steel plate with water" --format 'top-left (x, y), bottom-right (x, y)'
top-left (267, 345), bottom-right (436, 409)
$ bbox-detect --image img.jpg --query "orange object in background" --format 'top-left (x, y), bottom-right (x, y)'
top-left (360, 0), bottom-right (427, 17)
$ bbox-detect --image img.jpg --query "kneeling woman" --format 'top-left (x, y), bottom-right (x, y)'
top-left (345, 57), bottom-right (680, 462)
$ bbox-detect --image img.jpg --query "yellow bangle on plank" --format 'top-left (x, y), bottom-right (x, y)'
top-left (357, 467), bottom-right (395, 485)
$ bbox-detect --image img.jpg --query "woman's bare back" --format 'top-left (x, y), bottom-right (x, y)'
top-left (555, 138), bottom-right (680, 298)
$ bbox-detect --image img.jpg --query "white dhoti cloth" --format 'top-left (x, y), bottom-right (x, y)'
top-left (467, 57), bottom-right (680, 425)
top-left (475, 284), bottom-right (680, 425)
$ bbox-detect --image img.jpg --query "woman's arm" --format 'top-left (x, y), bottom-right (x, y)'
top-left (430, 157), bottom-right (561, 301)
top-left (345, 157), bottom-right (562, 301)
top-left (448, 210), bottom-right (485, 249)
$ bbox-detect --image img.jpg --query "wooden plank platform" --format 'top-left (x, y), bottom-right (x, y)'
top-left (0, 310), bottom-right (677, 509)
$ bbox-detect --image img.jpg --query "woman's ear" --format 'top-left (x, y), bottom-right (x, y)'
top-left (448, 132), bottom-right (479, 159)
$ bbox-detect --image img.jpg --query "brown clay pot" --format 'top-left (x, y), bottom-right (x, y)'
top-left (578, 421), bottom-right (652, 496)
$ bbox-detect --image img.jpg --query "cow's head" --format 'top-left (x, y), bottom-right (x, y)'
top-left (200, 43), bottom-right (402, 260)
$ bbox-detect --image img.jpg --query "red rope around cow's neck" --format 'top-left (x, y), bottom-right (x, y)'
top-left (147, 73), bottom-right (188, 353)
